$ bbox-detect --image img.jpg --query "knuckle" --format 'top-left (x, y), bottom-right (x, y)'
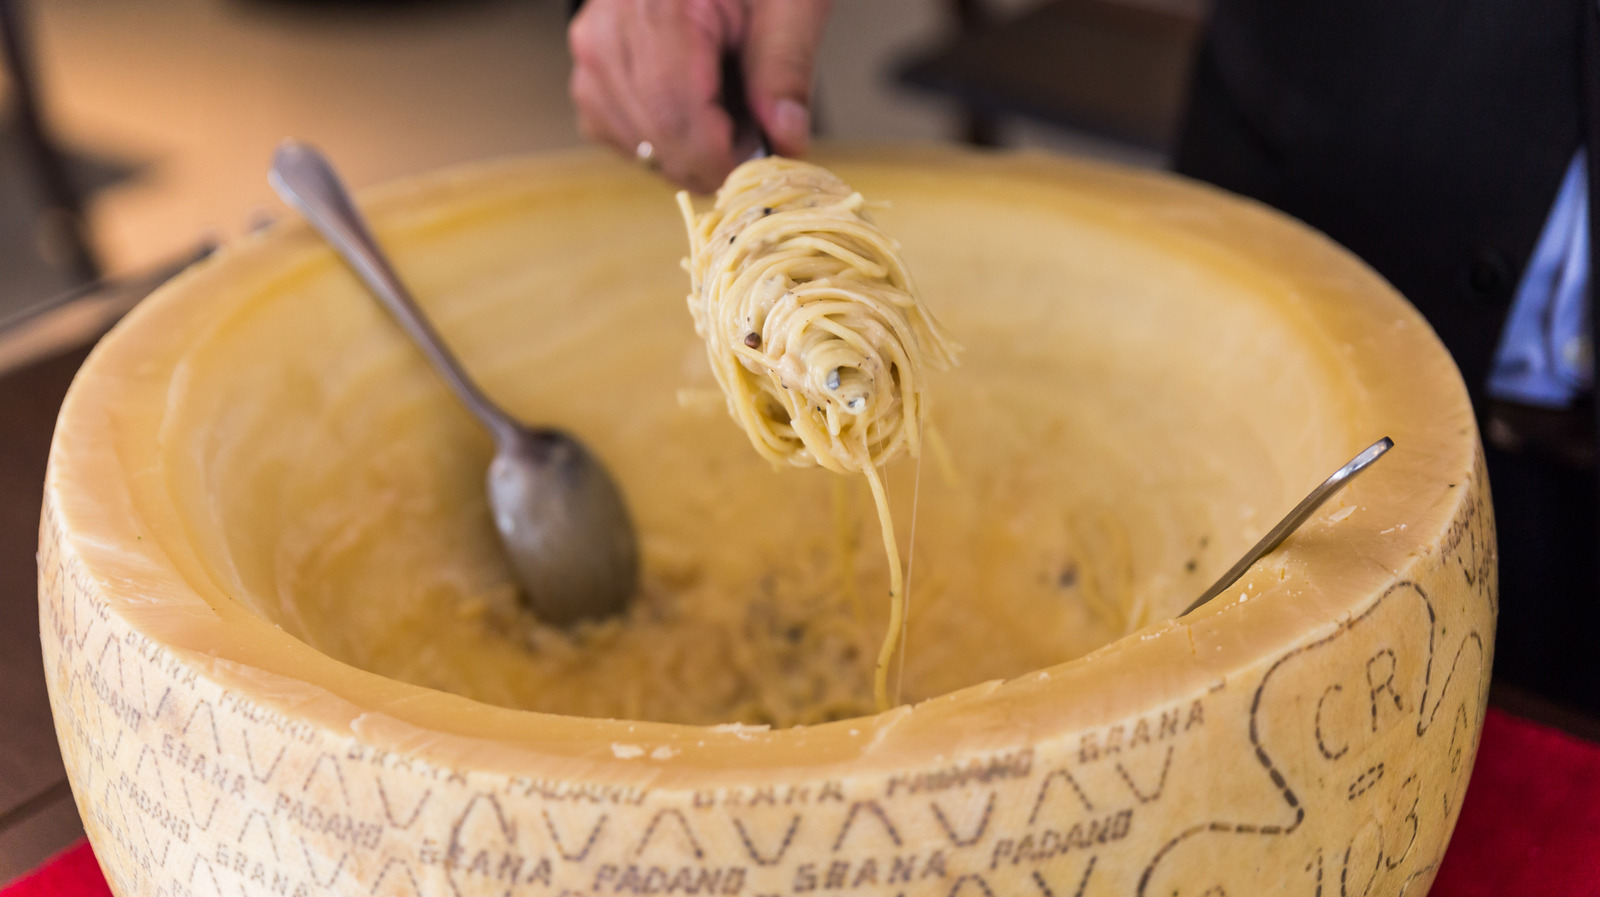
top-left (639, 0), bottom-right (693, 27)
top-left (635, 80), bottom-right (693, 137)
top-left (642, 102), bottom-right (686, 139)
top-left (567, 12), bottom-right (602, 65)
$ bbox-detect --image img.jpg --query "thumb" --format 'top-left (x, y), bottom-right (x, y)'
top-left (743, 0), bottom-right (831, 157)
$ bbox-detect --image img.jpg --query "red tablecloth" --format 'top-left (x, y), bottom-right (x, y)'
top-left (1430, 708), bottom-right (1600, 896)
top-left (6, 708), bottom-right (1598, 897)
top-left (2, 838), bottom-right (108, 897)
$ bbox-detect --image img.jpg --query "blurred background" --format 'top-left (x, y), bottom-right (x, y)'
top-left (0, 0), bottom-right (1204, 880)
top-left (1, 0), bottom-right (1195, 319)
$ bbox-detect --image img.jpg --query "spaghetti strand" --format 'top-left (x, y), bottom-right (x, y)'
top-left (679, 157), bottom-right (957, 711)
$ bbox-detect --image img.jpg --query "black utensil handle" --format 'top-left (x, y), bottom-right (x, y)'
top-left (721, 52), bottom-right (772, 158)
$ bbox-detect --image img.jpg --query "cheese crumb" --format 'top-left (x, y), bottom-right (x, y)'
top-left (712, 722), bottom-right (770, 741)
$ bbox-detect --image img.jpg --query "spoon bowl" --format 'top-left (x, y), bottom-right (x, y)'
top-left (486, 425), bottom-right (638, 623)
top-left (269, 140), bottom-right (638, 625)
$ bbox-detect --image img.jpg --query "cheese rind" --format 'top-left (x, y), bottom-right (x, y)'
top-left (41, 146), bottom-right (1493, 896)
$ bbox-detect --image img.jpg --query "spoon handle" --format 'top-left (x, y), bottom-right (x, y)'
top-left (1180, 436), bottom-right (1394, 617)
top-left (269, 140), bottom-right (516, 440)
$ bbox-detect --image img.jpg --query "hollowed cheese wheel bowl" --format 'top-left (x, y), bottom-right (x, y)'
top-left (40, 146), bottom-right (1494, 897)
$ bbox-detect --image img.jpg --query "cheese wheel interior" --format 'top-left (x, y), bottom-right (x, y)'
top-left (44, 148), bottom-right (1490, 897)
top-left (142, 152), bottom-right (1354, 726)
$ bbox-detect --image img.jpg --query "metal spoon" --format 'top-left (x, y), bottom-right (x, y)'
top-left (1179, 436), bottom-right (1393, 616)
top-left (270, 140), bottom-right (639, 626)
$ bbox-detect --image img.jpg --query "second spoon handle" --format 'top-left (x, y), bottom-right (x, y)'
top-left (269, 140), bottom-right (516, 440)
top-left (1181, 436), bottom-right (1393, 617)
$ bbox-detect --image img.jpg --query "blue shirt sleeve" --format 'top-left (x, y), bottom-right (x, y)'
top-left (1487, 149), bottom-right (1594, 408)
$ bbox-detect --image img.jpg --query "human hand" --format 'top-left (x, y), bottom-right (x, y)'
top-left (569, 0), bottom-right (832, 193)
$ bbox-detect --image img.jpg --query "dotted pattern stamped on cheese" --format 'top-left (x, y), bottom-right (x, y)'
top-left (38, 461), bottom-right (1495, 897)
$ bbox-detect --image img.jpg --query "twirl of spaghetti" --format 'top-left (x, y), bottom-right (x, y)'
top-left (679, 157), bottom-right (957, 710)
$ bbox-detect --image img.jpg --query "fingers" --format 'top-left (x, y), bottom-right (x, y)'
top-left (744, 0), bottom-right (831, 157)
top-left (570, 5), bottom-right (640, 153)
top-left (625, 1), bottom-right (739, 192)
top-left (569, 0), bottom-right (743, 193)
top-left (570, 65), bottom-right (635, 153)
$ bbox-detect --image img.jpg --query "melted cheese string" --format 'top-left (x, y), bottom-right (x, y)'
top-left (679, 157), bottom-right (957, 710)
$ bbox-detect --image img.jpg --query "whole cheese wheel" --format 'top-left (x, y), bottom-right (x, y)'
top-left (40, 146), bottom-right (1494, 896)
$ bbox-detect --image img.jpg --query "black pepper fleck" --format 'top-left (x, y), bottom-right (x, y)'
top-left (744, 332), bottom-right (761, 349)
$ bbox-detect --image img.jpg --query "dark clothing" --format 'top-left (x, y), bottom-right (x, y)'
top-left (1174, 0), bottom-right (1600, 712)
